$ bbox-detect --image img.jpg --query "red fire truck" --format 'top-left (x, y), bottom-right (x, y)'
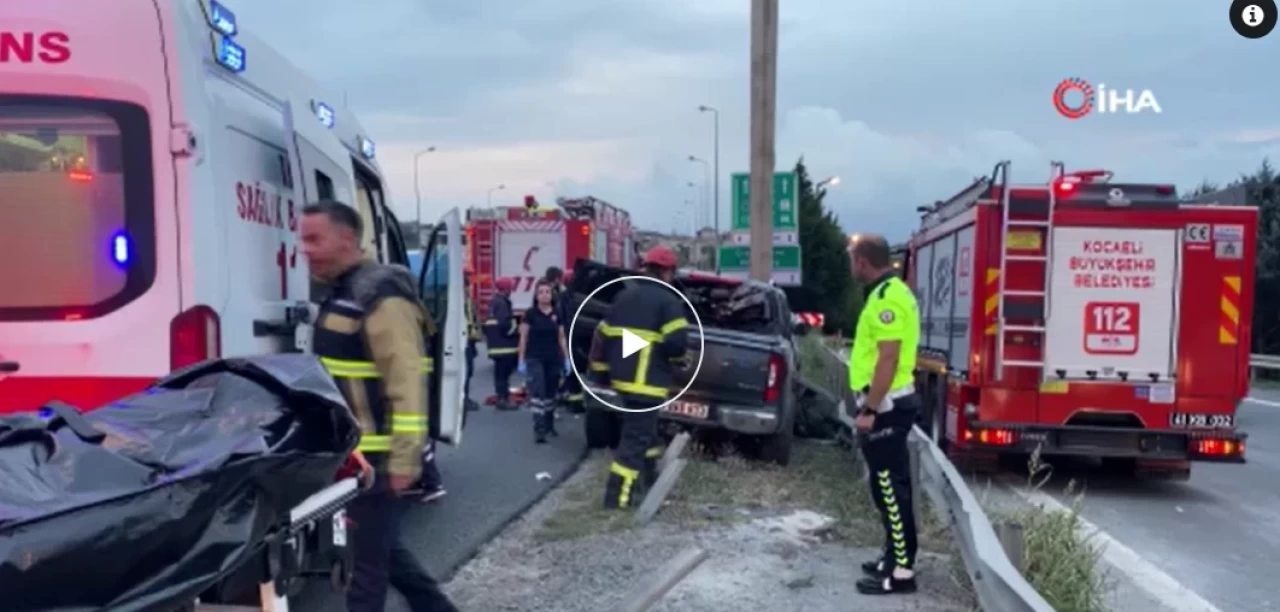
top-left (466, 195), bottom-right (634, 315)
top-left (904, 161), bottom-right (1255, 479)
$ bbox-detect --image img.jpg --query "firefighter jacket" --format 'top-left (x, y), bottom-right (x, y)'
top-left (484, 293), bottom-right (519, 356)
top-left (588, 280), bottom-right (690, 402)
top-left (313, 261), bottom-right (433, 481)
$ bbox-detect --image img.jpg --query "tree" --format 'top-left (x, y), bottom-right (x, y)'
top-left (786, 159), bottom-right (859, 335)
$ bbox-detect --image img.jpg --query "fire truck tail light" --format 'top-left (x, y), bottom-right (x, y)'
top-left (170, 305), bottom-right (221, 370)
top-left (968, 427), bottom-right (1017, 446)
top-left (1191, 438), bottom-right (1244, 458)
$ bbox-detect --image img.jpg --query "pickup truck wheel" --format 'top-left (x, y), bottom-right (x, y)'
top-left (584, 409), bottom-right (619, 449)
top-left (758, 428), bottom-right (794, 466)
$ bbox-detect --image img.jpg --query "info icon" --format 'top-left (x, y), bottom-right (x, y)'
top-left (1230, 0), bottom-right (1277, 39)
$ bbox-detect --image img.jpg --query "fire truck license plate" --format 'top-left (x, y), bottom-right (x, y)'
top-left (1169, 413), bottom-right (1234, 429)
top-left (663, 400), bottom-right (709, 419)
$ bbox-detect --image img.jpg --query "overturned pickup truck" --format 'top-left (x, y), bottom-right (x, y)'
top-left (567, 261), bottom-right (801, 465)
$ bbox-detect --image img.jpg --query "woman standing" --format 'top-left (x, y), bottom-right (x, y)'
top-left (518, 281), bottom-right (572, 443)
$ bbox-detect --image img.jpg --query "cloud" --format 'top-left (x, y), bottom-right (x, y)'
top-left (230, 0), bottom-right (1280, 243)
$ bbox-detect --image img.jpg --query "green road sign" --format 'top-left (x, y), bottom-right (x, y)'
top-left (731, 172), bottom-right (797, 231)
top-left (717, 244), bottom-right (801, 270)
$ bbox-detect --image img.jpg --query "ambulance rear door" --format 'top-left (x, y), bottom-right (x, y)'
top-left (417, 208), bottom-right (467, 445)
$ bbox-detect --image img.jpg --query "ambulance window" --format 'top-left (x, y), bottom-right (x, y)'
top-left (315, 170), bottom-right (335, 200)
top-left (353, 165), bottom-right (386, 261)
top-left (0, 97), bottom-right (155, 321)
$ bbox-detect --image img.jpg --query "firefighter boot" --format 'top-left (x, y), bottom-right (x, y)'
top-left (602, 463), bottom-right (642, 510)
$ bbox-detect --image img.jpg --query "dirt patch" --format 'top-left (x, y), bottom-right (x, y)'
top-left (445, 442), bottom-right (975, 611)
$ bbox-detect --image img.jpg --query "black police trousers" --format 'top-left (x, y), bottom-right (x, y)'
top-left (603, 398), bottom-right (665, 509)
top-left (859, 394), bottom-right (920, 572)
top-left (526, 357), bottom-right (561, 436)
top-left (492, 355), bottom-right (518, 402)
top-left (346, 482), bottom-right (458, 612)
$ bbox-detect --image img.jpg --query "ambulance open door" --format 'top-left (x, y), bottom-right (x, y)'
top-left (417, 208), bottom-right (467, 445)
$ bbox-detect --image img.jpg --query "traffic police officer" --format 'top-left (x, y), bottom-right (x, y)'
top-left (300, 201), bottom-right (458, 612)
top-left (588, 245), bottom-right (690, 509)
top-left (484, 277), bottom-right (520, 410)
top-left (847, 234), bottom-right (921, 596)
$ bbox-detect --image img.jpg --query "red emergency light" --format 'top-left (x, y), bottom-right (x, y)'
top-left (67, 170), bottom-right (93, 182)
top-left (524, 195), bottom-right (537, 209)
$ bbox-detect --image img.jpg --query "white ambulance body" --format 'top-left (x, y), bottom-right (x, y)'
top-left (0, 0), bottom-right (466, 443)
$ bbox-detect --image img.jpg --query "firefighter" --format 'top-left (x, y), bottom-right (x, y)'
top-left (484, 276), bottom-right (520, 411)
top-left (463, 263), bottom-right (481, 413)
top-left (558, 268), bottom-right (586, 414)
top-left (588, 245), bottom-right (690, 509)
top-left (518, 280), bottom-right (571, 443)
top-left (847, 233), bottom-right (921, 596)
top-left (299, 201), bottom-right (458, 612)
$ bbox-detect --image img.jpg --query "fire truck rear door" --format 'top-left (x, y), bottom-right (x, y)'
top-left (1044, 227), bottom-right (1180, 382)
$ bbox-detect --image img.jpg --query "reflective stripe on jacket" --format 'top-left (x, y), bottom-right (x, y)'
top-left (589, 280), bottom-right (691, 401)
top-left (313, 262), bottom-right (432, 480)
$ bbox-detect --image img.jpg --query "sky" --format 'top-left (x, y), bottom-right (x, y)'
top-left (234, 0), bottom-right (1280, 242)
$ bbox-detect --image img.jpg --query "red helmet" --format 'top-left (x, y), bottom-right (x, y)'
top-left (495, 277), bottom-right (515, 291)
top-left (642, 245), bottom-right (678, 269)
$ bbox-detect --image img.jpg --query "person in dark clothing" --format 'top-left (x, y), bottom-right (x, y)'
top-left (484, 277), bottom-right (520, 411)
top-left (299, 200), bottom-right (457, 612)
top-left (588, 246), bottom-right (690, 509)
top-left (544, 265), bottom-right (565, 304)
top-left (462, 264), bottom-right (481, 413)
top-left (518, 280), bottom-right (571, 443)
top-left (557, 268), bottom-right (586, 414)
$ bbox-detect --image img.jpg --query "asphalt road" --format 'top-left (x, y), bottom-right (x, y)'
top-left (296, 357), bottom-right (588, 611)
top-left (1013, 387), bottom-right (1280, 612)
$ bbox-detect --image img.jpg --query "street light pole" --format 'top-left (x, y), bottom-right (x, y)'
top-left (747, 0), bottom-right (778, 282)
top-left (412, 146), bottom-right (436, 243)
top-left (698, 105), bottom-right (720, 269)
top-left (487, 184), bottom-right (505, 206)
top-left (688, 155), bottom-right (711, 231)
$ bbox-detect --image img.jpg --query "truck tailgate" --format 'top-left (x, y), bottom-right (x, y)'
top-left (674, 328), bottom-right (780, 407)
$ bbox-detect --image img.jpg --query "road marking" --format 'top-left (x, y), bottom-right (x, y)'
top-left (1245, 396), bottom-right (1280, 407)
top-left (1010, 486), bottom-right (1225, 612)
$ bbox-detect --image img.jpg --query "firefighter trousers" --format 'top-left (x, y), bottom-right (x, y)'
top-left (492, 355), bottom-right (518, 403)
top-left (603, 401), bottom-right (665, 509)
top-left (527, 357), bottom-right (561, 437)
top-left (859, 394), bottom-right (920, 572)
top-left (346, 483), bottom-right (458, 612)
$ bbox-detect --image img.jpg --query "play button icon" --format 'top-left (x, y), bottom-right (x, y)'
top-left (620, 328), bottom-right (650, 358)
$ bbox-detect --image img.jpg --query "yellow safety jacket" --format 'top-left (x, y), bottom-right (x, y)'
top-left (589, 280), bottom-right (691, 402)
top-left (313, 262), bottom-right (433, 480)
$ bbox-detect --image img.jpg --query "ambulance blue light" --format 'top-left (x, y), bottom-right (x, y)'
top-left (359, 136), bottom-right (376, 159)
top-left (313, 101), bottom-right (335, 129)
top-left (215, 36), bottom-right (245, 73)
top-left (112, 232), bottom-right (131, 267)
top-left (208, 1), bottom-right (237, 37)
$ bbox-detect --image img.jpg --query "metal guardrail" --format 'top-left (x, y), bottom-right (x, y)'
top-left (805, 338), bottom-right (1054, 612)
top-left (1252, 354), bottom-right (1280, 372)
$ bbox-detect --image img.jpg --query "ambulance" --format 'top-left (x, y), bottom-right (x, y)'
top-left (0, 0), bottom-right (467, 444)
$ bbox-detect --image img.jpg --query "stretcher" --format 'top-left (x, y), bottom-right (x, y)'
top-left (192, 477), bottom-right (361, 612)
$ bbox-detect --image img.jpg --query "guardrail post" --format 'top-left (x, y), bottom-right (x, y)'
top-left (994, 521), bottom-right (1026, 572)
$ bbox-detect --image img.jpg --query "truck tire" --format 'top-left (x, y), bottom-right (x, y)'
top-left (584, 409), bottom-right (619, 449)
top-left (758, 427), bottom-right (794, 466)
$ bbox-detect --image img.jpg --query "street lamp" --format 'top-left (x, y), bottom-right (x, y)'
top-left (697, 105), bottom-right (720, 251)
top-left (688, 155), bottom-right (710, 230)
top-left (817, 175), bottom-right (840, 189)
top-left (412, 146), bottom-right (436, 230)
top-left (487, 184), bottom-right (505, 206)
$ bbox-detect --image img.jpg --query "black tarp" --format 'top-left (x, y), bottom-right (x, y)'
top-left (0, 354), bottom-right (360, 611)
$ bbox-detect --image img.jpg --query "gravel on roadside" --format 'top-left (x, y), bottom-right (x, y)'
top-left (445, 442), bottom-right (976, 611)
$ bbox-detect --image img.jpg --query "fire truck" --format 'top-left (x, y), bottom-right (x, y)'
top-left (466, 195), bottom-right (634, 315)
top-left (904, 161), bottom-right (1256, 479)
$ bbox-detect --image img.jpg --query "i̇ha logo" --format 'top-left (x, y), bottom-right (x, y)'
top-left (1053, 77), bottom-right (1162, 119)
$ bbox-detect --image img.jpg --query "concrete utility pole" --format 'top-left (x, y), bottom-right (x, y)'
top-left (748, 0), bottom-right (779, 282)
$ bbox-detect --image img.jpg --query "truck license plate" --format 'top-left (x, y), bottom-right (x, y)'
top-left (663, 400), bottom-right (709, 419)
top-left (1169, 413), bottom-right (1234, 429)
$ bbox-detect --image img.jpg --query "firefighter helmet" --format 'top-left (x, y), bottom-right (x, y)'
top-left (496, 277), bottom-right (515, 291)
top-left (642, 245), bottom-right (679, 269)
